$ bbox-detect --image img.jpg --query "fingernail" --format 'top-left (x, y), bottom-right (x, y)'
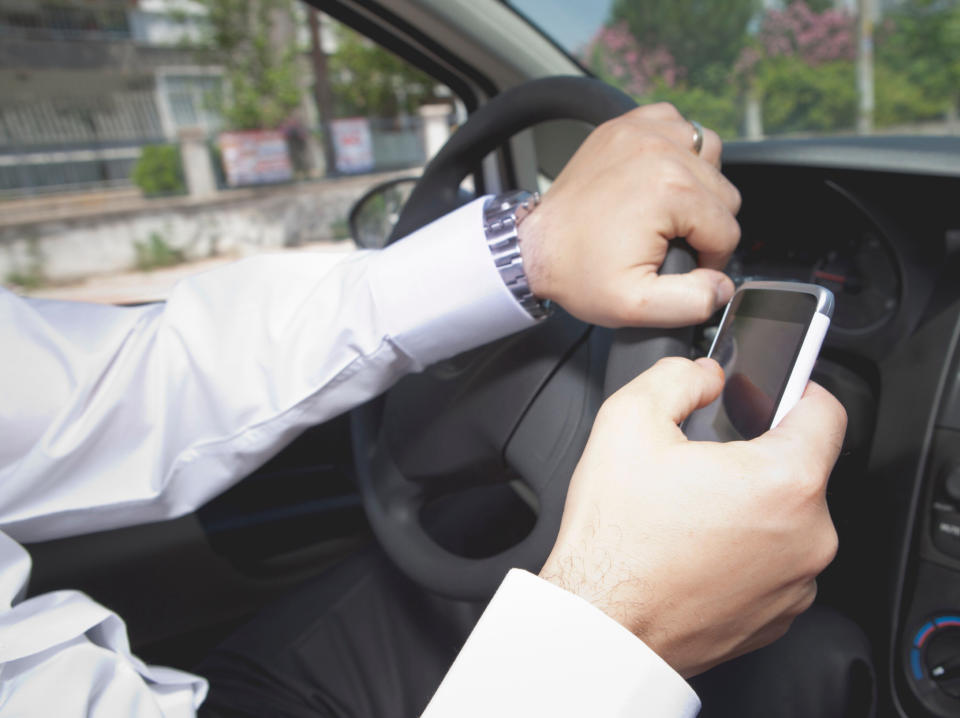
top-left (695, 357), bottom-right (722, 375)
top-left (715, 277), bottom-right (735, 307)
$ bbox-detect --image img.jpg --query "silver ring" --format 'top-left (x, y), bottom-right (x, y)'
top-left (690, 119), bottom-right (704, 155)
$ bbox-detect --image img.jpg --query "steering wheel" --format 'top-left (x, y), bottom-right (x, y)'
top-left (351, 76), bottom-right (696, 601)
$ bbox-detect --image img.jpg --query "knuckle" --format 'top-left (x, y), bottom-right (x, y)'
top-left (607, 118), bottom-right (635, 146)
top-left (802, 523), bottom-right (838, 577)
top-left (636, 132), bottom-right (676, 158)
top-left (599, 387), bottom-right (637, 419)
top-left (657, 159), bottom-right (697, 195)
top-left (617, 286), bottom-right (651, 324)
top-left (726, 180), bottom-right (743, 214)
top-left (596, 394), bottom-right (625, 424)
top-left (767, 617), bottom-right (795, 644)
top-left (652, 101), bottom-right (683, 120)
top-left (791, 582), bottom-right (818, 617)
top-left (689, 281), bottom-right (716, 322)
top-left (817, 524), bottom-right (840, 570)
top-left (722, 211), bottom-right (743, 249)
top-left (832, 397), bottom-right (849, 437)
top-left (797, 467), bottom-right (827, 501)
top-left (654, 355), bottom-right (695, 375)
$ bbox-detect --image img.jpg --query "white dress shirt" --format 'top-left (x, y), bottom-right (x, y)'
top-left (0, 197), bottom-right (699, 717)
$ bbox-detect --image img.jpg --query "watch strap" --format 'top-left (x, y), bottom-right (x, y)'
top-left (483, 191), bottom-right (552, 320)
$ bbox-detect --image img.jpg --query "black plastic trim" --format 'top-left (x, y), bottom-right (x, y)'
top-left (308, 0), bottom-right (487, 111)
top-left (725, 137), bottom-right (960, 178)
top-left (888, 301), bottom-right (960, 716)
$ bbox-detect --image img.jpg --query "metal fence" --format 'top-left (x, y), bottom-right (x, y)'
top-left (0, 4), bottom-right (130, 41)
top-left (0, 92), bottom-right (164, 150)
top-left (367, 116), bottom-right (428, 170)
top-left (0, 100), bottom-right (444, 196)
top-left (0, 92), bottom-right (164, 195)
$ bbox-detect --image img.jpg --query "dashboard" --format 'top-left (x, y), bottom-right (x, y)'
top-left (726, 180), bottom-right (900, 336)
top-left (723, 151), bottom-right (960, 718)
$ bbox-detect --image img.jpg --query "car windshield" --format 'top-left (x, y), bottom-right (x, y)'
top-left (505, 0), bottom-right (960, 140)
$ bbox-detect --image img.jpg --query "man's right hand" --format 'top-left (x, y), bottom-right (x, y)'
top-left (539, 356), bottom-right (846, 678)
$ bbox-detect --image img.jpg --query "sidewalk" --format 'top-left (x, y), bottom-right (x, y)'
top-left (20, 240), bottom-right (357, 305)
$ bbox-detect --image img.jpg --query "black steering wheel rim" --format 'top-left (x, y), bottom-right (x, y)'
top-left (351, 76), bottom-right (695, 600)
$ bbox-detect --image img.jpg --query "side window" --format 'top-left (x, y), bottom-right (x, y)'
top-left (0, 1), bottom-right (462, 303)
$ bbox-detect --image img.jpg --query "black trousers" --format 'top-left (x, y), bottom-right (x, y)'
top-left (198, 547), bottom-right (876, 718)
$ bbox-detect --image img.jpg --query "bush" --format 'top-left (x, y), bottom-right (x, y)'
top-left (134, 232), bottom-right (185, 271)
top-left (131, 145), bottom-right (186, 197)
top-left (757, 57), bottom-right (856, 135)
top-left (640, 81), bottom-right (743, 139)
top-left (874, 62), bottom-right (947, 128)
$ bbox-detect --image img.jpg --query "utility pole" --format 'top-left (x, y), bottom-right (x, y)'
top-left (308, 9), bottom-right (338, 176)
top-left (856, 0), bottom-right (875, 134)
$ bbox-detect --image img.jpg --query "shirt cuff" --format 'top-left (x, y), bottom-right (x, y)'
top-left (368, 197), bottom-right (537, 370)
top-left (423, 569), bottom-right (701, 718)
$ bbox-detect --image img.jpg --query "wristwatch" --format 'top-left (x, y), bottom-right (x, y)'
top-left (482, 191), bottom-right (552, 319)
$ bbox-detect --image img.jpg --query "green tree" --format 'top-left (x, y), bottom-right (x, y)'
top-left (877, 0), bottom-right (960, 119)
top-left (609, 0), bottom-right (759, 90)
top-left (191, 0), bottom-right (303, 130)
top-left (327, 23), bottom-right (435, 117)
top-left (757, 57), bottom-right (856, 134)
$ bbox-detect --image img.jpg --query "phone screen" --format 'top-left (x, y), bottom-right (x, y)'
top-left (683, 289), bottom-right (818, 442)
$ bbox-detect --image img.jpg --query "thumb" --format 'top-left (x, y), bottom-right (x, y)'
top-left (614, 357), bottom-right (725, 439)
top-left (755, 381), bottom-right (848, 478)
top-left (614, 269), bottom-right (735, 328)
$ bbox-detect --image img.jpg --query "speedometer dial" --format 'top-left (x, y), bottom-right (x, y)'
top-left (809, 230), bottom-right (900, 334)
top-left (725, 180), bottom-right (902, 337)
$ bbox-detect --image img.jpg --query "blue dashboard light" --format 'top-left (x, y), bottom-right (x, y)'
top-left (911, 648), bottom-right (924, 680)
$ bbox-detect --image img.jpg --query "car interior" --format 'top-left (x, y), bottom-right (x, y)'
top-left (19, 1), bottom-right (960, 716)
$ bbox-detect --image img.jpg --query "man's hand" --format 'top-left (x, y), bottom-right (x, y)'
top-left (539, 357), bottom-right (846, 678)
top-left (519, 103), bottom-right (741, 328)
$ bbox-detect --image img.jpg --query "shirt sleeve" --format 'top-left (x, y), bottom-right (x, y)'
top-left (423, 569), bottom-right (701, 718)
top-left (0, 196), bottom-right (534, 543)
top-left (0, 197), bottom-right (538, 718)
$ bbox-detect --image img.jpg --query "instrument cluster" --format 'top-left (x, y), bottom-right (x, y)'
top-left (727, 179), bottom-right (902, 339)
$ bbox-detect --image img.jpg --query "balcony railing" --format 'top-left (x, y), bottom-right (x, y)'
top-left (0, 4), bottom-right (130, 40)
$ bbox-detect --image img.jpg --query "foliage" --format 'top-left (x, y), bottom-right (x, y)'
top-left (729, 3), bottom-right (857, 135)
top-left (877, 0), bottom-right (960, 115)
top-left (191, 0), bottom-right (303, 130)
top-left (756, 56), bottom-right (856, 134)
top-left (583, 18), bottom-right (741, 137)
top-left (583, 22), bottom-right (683, 96)
top-left (756, 1), bottom-right (855, 66)
top-left (609, 0), bottom-right (758, 91)
top-left (586, 0), bottom-right (956, 138)
top-left (5, 237), bottom-right (45, 290)
top-left (330, 217), bottom-right (351, 240)
top-left (874, 62), bottom-right (945, 128)
top-left (328, 23), bottom-right (436, 117)
top-left (134, 232), bottom-right (185, 271)
top-left (745, 1), bottom-right (949, 133)
top-left (643, 83), bottom-right (743, 139)
top-left (131, 145), bottom-right (186, 197)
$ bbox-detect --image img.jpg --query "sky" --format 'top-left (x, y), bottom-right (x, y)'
top-left (506, 0), bottom-right (614, 53)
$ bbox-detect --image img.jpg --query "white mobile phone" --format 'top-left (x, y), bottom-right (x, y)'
top-left (682, 281), bottom-right (834, 442)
